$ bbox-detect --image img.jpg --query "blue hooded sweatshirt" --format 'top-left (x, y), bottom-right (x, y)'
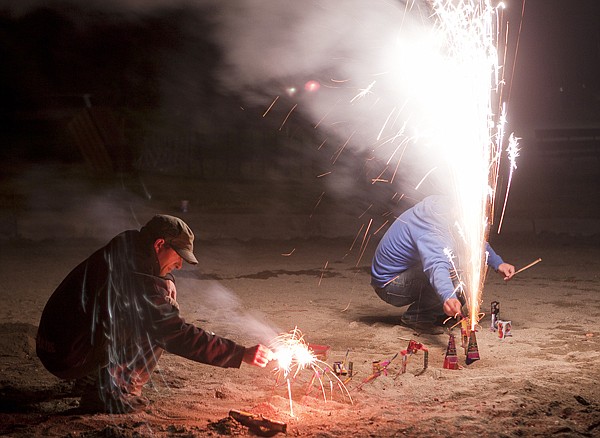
top-left (370, 195), bottom-right (504, 301)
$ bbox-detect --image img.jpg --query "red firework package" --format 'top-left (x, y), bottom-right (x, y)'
top-left (465, 331), bottom-right (480, 365)
top-left (443, 334), bottom-right (459, 370)
top-left (498, 320), bottom-right (512, 339)
top-left (308, 344), bottom-right (330, 360)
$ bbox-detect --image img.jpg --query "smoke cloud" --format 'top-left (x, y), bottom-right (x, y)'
top-left (2, 0), bottom-right (452, 236)
top-left (209, 1), bottom-right (455, 197)
top-left (191, 281), bottom-right (279, 345)
top-left (212, 1), bottom-right (436, 144)
top-left (3, 0), bottom-right (440, 184)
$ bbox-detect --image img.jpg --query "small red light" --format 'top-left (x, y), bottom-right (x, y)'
top-left (304, 80), bottom-right (320, 92)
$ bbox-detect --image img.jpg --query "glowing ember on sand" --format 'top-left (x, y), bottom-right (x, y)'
top-left (269, 327), bottom-right (352, 417)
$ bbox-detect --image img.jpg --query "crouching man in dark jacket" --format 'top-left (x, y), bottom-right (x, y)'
top-left (37, 215), bottom-right (272, 413)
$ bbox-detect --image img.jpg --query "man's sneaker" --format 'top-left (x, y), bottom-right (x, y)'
top-left (400, 315), bottom-right (445, 335)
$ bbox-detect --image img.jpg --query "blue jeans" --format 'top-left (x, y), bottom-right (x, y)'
top-left (372, 266), bottom-right (444, 323)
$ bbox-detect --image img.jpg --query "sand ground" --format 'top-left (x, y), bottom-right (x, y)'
top-left (1, 231), bottom-right (600, 437)
top-left (0, 159), bottom-right (599, 437)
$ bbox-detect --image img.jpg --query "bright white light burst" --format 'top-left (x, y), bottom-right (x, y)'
top-left (269, 328), bottom-right (352, 417)
top-left (426, 0), bottom-right (518, 329)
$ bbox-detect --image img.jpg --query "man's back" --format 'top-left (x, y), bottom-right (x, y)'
top-left (36, 230), bottom-right (147, 378)
top-left (371, 195), bottom-right (455, 288)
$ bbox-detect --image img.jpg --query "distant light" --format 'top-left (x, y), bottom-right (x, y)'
top-left (304, 80), bottom-right (320, 92)
top-left (286, 87), bottom-right (297, 97)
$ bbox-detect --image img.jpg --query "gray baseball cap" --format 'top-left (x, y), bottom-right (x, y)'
top-left (141, 215), bottom-right (198, 265)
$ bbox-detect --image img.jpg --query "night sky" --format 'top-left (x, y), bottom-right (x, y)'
top-left (506, 0), bottom-right (600, 131)
top-left (0, 0), bottom-right (599, 174)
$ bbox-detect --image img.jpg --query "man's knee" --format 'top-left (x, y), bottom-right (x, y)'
top-left (373, 285), bottom-right (415, 308)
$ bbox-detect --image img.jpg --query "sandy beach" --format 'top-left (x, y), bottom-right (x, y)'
top-left (1, 161), bottom-right (599, 437)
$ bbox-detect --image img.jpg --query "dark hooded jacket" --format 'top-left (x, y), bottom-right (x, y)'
top-left (36, 230), bottom-right (246, 379)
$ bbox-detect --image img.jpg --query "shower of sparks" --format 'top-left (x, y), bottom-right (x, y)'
top-left (309, 191), bottom-right (325, 219)
top-left (318, 261), bottom-right (329, 286)
top-left (424, 0), bottom-right (519, 330)
top-left (263, 95), bottom-right (280, 117)
top-left (359, 203), bottom-right (373, 218)
top-left (414, 166), bottom-right (437, 191)
top-left (389, 148), bottom-right (405, 183)
top-left (269, 328), bottom-right (352, 416)
top-left (443, 247), bottom-right (466, 306)
top-left (356, 235), bottom-right (373, 267)
top-left (270, 1), bottom-right (519, 333)
top-left (360, 219), bottom-right (373, 254)
top-left (332, 130), bottom-right (357, 164)
top-left (350, 80), bottom-right (376, 102)
top-left (348, 223), bottom-right (365, 254)
top-left (339, 1), bottom-right (519, 331)
top-left (373, 220), bottom-right (389, 236)
top-left (497, 132), bottom-right (520, 233)
top-left (279, 103), bottom-right (298, 130)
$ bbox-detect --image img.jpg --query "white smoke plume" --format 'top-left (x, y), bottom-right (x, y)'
top-left (211, 1), bottom-right (436, 149)
top-left (191, 281), bottom-right (279, 345)
top-left (2, 0), bottom-right (440, 189)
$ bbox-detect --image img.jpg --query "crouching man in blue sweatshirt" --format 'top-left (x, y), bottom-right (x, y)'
top-left (370, 195), bottom-right (515, 334)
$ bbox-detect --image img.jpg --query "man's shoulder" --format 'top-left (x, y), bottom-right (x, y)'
top-left (109, 229), bottom-right (141, 245)
top-left (104, 229), bottom-right (147, 257)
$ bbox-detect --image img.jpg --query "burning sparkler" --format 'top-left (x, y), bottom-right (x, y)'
top-left (269, 328), bottom-right (352, 417)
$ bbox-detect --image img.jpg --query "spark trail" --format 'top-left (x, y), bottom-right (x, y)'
top-left (413, 0), bottom-right (519, 329)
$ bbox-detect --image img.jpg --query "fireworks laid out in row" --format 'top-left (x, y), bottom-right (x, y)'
top-left (437, 316), bottom-right (480, 370)
top-left (266, 317), bottom-right (513, 416)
